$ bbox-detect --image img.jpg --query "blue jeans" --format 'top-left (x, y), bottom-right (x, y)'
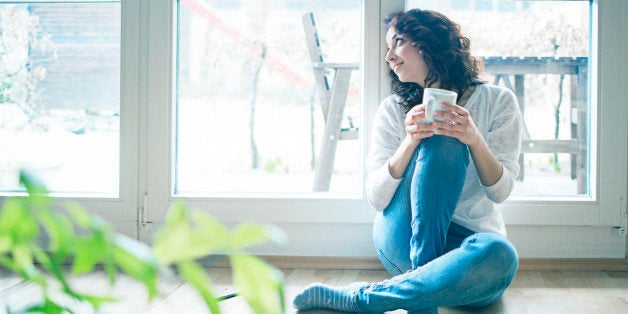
top-left (366, 135), bottom-right (518, 313)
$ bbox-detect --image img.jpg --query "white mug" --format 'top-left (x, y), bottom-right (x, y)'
top-left (422, 88), bottom-right (457, 123)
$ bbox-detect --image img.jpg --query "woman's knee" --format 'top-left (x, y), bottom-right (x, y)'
top-left (484, 233), bottom-right (518, 272)
top-left (464, 233), bottom-right (518, 281)
top-left (373, 214), bottom-right (412, 275)
top-left (420, 135), bottom-right (469, 165)
top-left (462, 233), bottom-right (518, 307)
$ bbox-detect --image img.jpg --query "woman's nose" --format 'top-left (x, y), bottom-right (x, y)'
top-left (385, 49), bottom-right (396, 62)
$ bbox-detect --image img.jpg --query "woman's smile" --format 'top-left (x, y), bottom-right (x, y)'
top-left (391, 61), bottom-right (404, 72)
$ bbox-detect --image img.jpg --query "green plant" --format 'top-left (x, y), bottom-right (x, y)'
top-left (0, 170), bottom-right (287, 313)
top-left (264, 156), bottom-right (284, 173)
top-left (548, 155), bottom-right (561, 173)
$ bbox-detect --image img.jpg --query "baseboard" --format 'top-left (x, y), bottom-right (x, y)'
top-left (261, 256), bottom-right (385, 270)
top-left (517, 258), bottom-right (628, 271)
top-left (244, 256), bottom-right (628, 271)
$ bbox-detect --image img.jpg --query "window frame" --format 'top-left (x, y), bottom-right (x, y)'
top-left (3, 1), bottom-right (622, 254)
top-left (0, 0), bottom-right (141, 238)
top-left (479, 0), bottom-right (625, 228)
top-left (141, 0), bottom-right (385, 240)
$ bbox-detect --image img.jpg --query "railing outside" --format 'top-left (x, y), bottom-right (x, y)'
top-left (482, 56), bottom-right (588, 194)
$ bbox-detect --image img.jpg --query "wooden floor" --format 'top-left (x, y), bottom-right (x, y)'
top-left (1, 267), bottom-right (627, 313)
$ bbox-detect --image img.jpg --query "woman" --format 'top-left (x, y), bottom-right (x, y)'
top-left (293, 8), bottom-right (522, 313)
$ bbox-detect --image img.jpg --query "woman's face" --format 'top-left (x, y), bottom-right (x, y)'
top-left (385, 27), bottom-right (430, 86)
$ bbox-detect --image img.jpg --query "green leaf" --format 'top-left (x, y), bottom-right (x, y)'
top-left (12, 244), bottom-right (34, 272)
top-left (152, 217), bottom-right (199, 263)
top-left (0, 198), bottom-right (21, 231)
top-left (163, 201), bottom-right (188, 225)
top-left (37, 208), bottom-right (75, 258)
top-left (191, 210), bottom-right (231, 251)
top-left (104, 257), bottom-right (117, 285)
top-left (152, 202), bottom-right (189, 262)
top-left (0, 198), bottom-right (40, 244)
top-left (153, 203), bottom-right (231, 263)
top-left (19, 169), bottom-right (51, 209)
top-left (69, 208), bottom-right (116, 280)
top-left (0, 235), bottom-right (10, 254)
top-left (22, 298), bottom-right (67, 314)
top-left (231, 223), bottom-right (288, 250)
top-left (8, 246), bottom-right (44, 286)
top-left (65, 201), bottom-right (93, 228)
top-left (72, 237), bottom-right (107, 275)
top-left (19, 169), bottom-right (49, 197)
top-left (112, 234), bottom-right (159, 299)
top-left (178, 261), bottom-right (221, 314)
top-left (114, 234), bottom-right (156, 265)
top-left (231, 255), bottom-right (284, 314)
top-left (74, 293), bottom-right (117, 309)
top-left (31, 245), bottom-right (55, 286)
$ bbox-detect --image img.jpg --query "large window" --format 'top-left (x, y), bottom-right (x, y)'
top-left (0, 1), bottom-right (121, 196)
top-left (406, 0), bottom-right (593, 198)
top-left (0, 0), bottom-right (624, 257)
top-left (175, 0), bottom-right (362, 196)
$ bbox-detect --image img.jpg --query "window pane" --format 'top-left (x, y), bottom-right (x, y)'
top-left (0, 2), bottom-right (121, 196)
top-left (406, 0), bottom-right (592, 197)
top-left (176, 0), bottom-right (361, 195)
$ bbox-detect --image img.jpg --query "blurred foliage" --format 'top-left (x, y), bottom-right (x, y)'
top-left (0, 170), bottom-right (287, 313)
top-left (264, 156), bottom-right (286, 174)
top-left (0, 5), bottom-right (55, 118)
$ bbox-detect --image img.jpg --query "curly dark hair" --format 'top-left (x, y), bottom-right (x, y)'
top-left (384, 9), bottom-right (484, 112)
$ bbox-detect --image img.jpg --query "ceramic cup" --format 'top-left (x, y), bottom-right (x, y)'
top-left (422, 88), bottom-right (457, 123)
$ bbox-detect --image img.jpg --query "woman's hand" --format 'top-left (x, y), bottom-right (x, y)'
top-left (434, 102), bottom-right (504, 186)
top-left (388, 104), bottom-right (437, 179)
top-left (432, 103), bottom-right (482, 147)
top-left (404, 104), bottom-right (437, 142)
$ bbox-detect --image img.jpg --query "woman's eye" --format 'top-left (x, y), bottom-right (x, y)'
top-left (395, 38), bottom-right (404, 45)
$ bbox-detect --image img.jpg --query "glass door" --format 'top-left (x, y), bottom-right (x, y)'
top-left (175, 0), bottom-right (362, 196)
top-left (0, 0), bottom-right (141, 237)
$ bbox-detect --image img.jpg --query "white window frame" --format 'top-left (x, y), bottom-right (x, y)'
top-left (71, 0), bottom-right (142, 239)
top-left (5, 1), bottom-right (621, 256)
top-left (0, 0), bottom-right (141, 238)
top-left (139, 0), bottom-right (627, 252)
top-left (479, 0), bottom-right (625, 229)
top-left (140, 0), bottom-right (386, 241)
top-left (74, 0), bottom-right (141, 237)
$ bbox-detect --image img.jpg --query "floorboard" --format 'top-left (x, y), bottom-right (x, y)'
top-left (1, 267), bottom-right (626, 313)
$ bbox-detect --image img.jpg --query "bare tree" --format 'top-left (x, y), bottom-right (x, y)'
top-left (249, 43), bottom-right (266, 169)
top-left (0, 5), bottom-right (54, 122)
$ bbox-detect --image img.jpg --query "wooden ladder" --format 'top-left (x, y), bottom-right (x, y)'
top-left (302, 12), bottom-right (359, 192)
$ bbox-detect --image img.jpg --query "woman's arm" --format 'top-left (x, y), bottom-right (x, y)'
top-left (387, 135), bottom-right (420, 179)
top-left (365, 99), bottom-right (404, 211)
top-left (365, 131), bottom-right (416, 211)
top-left (467, 135), bottom-right (503, 187)
top-left (432, 102), bottom-right (503, 186)
top-left (366, 98), bottom-right (439, 210)
top-left (432, 89), bottom-right (522, 202)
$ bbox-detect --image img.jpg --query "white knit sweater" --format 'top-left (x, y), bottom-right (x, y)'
top-left (365, 84), bottom-right (522, 236)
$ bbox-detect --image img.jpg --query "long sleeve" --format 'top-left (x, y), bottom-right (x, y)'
top-left (365, 96), bottom-right (405, 211)
top-left (480, 88), bottom-right (522, 204)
